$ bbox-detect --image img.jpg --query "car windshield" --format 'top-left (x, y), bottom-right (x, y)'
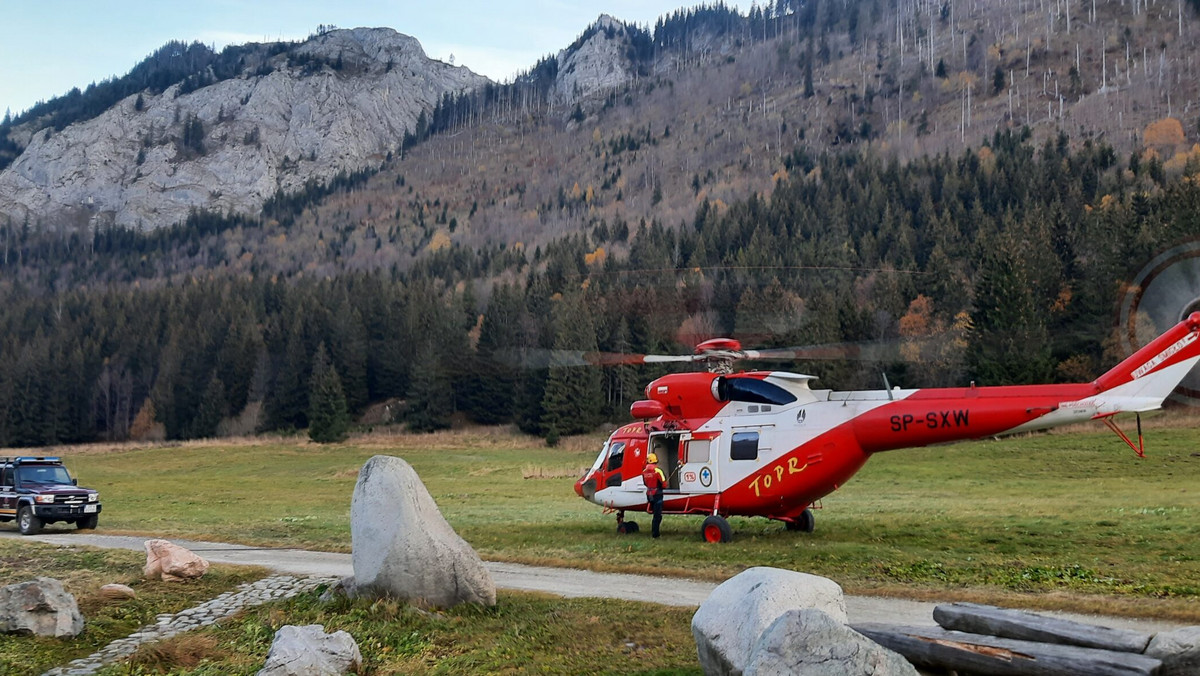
top-left (15, 465), bottom-right (72, 485)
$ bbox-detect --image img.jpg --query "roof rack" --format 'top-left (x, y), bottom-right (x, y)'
top-left (0, 456), bottom-right (63, 465)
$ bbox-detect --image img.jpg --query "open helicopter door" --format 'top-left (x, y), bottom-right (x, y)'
top-left (676, 431), bottom-right (721, 494)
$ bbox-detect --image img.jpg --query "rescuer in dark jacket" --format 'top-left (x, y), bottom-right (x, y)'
top-left (642, 452), bottom-right (666, 538)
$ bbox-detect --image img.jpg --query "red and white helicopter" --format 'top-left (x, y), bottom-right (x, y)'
top-left (574, 312), bottom-right (1200, 542)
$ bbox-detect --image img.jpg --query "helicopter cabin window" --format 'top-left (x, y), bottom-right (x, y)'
top-left (606, 442), bottom-right (626, 472)
top-left (686, 439), bottom-right (711, 464)
top-left (731, 432), bottom-right (760, 460)
top-left (714, 377), bottom-right (797, 406)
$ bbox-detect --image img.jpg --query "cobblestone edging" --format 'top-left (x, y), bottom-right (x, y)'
top-left (43, 574), bottom-right (340, 676)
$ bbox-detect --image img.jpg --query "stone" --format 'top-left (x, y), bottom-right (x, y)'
top-left (318, 576), bottom-right (357, 603)
top-left (1146, 626), bottom-right (1200, 676)
top-left (692, 566), bottom-right (847, 676)
top-left (257, 624), bottom-right (362, 676)
top-left (143, 539), bottom-right (210, 581)
top-left (351, 455), bottom-right (495, 607)
top-left (98, 583), bottom-right (137, 600)
top-left (0, 577), bottom-right (84, 637)
top-left (745, 609), bottom-right (919, 676)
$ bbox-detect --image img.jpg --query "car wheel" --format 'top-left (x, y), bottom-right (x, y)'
top-left (77, 514), bottom-right (98, 530)
top-left (18, 506), bottom-right (42, 535)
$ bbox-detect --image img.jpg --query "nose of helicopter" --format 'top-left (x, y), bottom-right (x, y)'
top-left (574, 473), bottom-right (597, 501)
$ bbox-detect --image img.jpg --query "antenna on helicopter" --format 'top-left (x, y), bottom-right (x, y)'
top-left (882, 372), bottom-right (894, 400)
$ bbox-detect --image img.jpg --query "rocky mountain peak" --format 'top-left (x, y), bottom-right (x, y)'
top-left (0, 29), bottom-right (489, 231)
top-left (295, 27), bottom-right (429, 74)
top-left (554, 15), bottom-right (637, 104)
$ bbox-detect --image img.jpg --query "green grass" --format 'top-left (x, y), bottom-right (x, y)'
top-left (39, 422), bottom-right (1200, 621)
top-left (0, 539), bottom-right (263, 675)
top-left (97, 589), bottom-right (701, 675)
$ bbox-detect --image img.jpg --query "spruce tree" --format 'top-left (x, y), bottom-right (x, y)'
top-left (541, 292), bottom-right (603, 437)
top-left (405, 341), bottom-right (453, 432)
top-left (308, 343), bottom-right (349, 443)
top-left (967, 248), bottom-right (1053, 385)
top-left (192, 373), bottom-right (227, 438)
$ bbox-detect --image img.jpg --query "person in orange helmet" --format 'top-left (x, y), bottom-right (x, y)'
top-left (642, 452), bottom-right (666, 538)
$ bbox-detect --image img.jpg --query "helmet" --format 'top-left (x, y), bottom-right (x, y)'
top-left (647, 453), bottom-right (658, 464)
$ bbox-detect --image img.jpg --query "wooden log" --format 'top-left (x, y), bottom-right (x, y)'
top-left (852, 623), bottom-right (1163, 676)
top-left (932, 602), bottom-right (1153, 653)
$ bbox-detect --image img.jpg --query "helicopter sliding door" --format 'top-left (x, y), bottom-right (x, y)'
top-left (677, 432), bottom-right (720, 494)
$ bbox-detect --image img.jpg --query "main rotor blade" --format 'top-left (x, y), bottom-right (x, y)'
top-left (745, 337), bottom-right (938, 363)
top-left (496, 336), bottom-right (943, 369)
top-left (494, 349), bottom-right (701, 369)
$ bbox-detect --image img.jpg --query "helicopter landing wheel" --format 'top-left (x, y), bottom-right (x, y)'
top-left (701, 515), bottom-right (732, 543)
top-left (785, 508), bottom-right (815, 533)
top-left (617, 520), bottom-right (640, 534)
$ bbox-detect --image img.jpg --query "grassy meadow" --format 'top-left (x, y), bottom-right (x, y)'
top-left (25, 417), bottom-right (1200, 623)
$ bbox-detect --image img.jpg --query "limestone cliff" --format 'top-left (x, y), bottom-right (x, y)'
top-left (553, 15), bottom-right (637, 105)
top-left (0, 28), bottom-right (489, 230)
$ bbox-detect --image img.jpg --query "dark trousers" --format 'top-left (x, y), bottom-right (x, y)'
top-left (649, 489), bottom-right (663, 537)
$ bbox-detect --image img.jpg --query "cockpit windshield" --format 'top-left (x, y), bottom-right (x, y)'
top-left (16, 465), bottom-right (72, 485)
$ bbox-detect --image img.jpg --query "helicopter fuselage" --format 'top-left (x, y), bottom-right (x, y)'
top-left (574, 312), bottom-right (1200, 537)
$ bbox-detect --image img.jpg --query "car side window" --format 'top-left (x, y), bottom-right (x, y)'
top-left (0, 466), bottom-right (8, 486)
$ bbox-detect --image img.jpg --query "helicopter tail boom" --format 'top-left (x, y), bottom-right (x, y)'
top-left (1091, 312), bottom-right (1200, 413)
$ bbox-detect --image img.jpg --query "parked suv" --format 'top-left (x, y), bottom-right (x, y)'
top-left (0, 457), bottom-right (101, 535)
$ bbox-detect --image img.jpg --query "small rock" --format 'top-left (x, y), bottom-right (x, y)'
top-left (0, 577), bottom-right (84, 637)
top-left (258, 624), bottom-right (362, 676)
top-left (99, 583), bottom-right (137, 600)
top-left (143, 539), bottom-right (209, 581)
top-left (318, 576), bottom-right (356, 602)
top-left (1146, 626), bottom-right (1200, 676)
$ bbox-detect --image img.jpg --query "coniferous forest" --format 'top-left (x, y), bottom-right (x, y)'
top-left (1, 129), bottom-right (1199, 446)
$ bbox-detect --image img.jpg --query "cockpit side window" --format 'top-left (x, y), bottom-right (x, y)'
top-left (606, 442), bottom-right (626, 472)
top-left (715, 377), bottom-right (797, 405)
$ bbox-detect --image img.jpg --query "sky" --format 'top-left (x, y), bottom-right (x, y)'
top-left (1, 0), bottom-right (739, 118)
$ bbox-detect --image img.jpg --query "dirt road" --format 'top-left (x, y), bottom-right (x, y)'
top-left (2, 531), bottom-right (1183, 632)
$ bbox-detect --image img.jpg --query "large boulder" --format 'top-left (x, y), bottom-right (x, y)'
top-left (692, 566), bottom-right (848, 676)
top-left (258, 624), bottom-right (362, 676)
top-left (745, 609), bottom-right (919, 676)
top-left (1146, 626), bottom-right (1200, 676)
top-left (0, 577), bottom-right (84, 637)
top-left (350, 455), bottom-right (495, 607)
top-left (143, 539), bottom-right (210, 582)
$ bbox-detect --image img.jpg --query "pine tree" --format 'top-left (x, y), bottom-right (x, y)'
top-left (308, 343), bottom-right (349, 443)
top-left (463, 283), bottom-right (522, 424)
top-left (541, 292), bottom-right (603, 437)
top-left (192, 373), bottom-right (227, 438)
top-left (405, 341), bottom-right (453, 432)
top-left (266, 315), bottom-right (310, 431)
top-left (967, 248), bottom-right (1053, 385)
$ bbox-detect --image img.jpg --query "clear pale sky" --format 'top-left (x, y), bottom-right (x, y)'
top-left (0, 0), bottom-right (744, 118)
